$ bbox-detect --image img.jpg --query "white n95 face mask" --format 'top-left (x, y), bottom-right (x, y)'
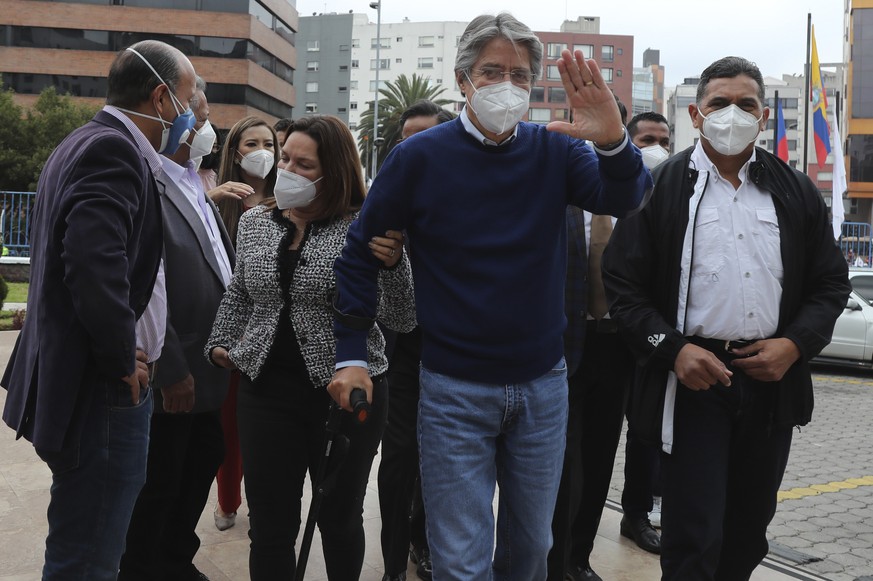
top-left (238, 149), bottom-right (275, 179)
top-left (467, 75), bottom-right (530, 135)
top-left (274, 168), bottom-right (323, 209)
top-left (641, 145), bottom-right (669, 169)
top-left (188, 120), bottom-right (216, 160)
top-left (698, 104), bottom-right (763, 156)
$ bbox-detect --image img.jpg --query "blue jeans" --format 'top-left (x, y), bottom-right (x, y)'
top-left (36, 380), bottom-right (152, 581)
top-left (418, 359), bottom-right (568, 581)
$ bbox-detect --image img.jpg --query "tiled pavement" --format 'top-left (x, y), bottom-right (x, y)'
top-left (0, 330), bottom-right (836, 580)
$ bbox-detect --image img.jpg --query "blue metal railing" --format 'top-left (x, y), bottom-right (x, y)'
top-left (0, 192), bottom-right (35, 257)
top-left (840, 222), bottom-right (872, 266)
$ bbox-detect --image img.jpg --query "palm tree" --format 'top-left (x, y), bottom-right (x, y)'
top-left (358, 73), bottom-right (453, 177)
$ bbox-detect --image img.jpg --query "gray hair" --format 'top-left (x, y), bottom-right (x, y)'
top-left (454, 13), bottom-right (543, 82)
top-left (696, 56), bottom-right (766, 103)
top-left (189, 75), bottom-right (207, 110)
top-left (107, 40), bottom-right (184, 108)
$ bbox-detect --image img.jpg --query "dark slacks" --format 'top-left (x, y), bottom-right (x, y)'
top-left (660, 360), bottom-right (793, 581)
top-left (119, 409), bottom-right (224, 581)
top-left (621, 399), bottom-right (661, 518)
top-left (548, 324), bottom-right (629, 578)
top-left (378, 327), bottom-right (429, 576)
top-left (238, 364), bottom-right (388, 581)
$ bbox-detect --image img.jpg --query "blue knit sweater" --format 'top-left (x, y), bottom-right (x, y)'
top-left (335, 118), bottom-right (651, 384)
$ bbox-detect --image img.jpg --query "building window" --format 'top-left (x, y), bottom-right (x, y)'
top-left (339, 86), bottom-right (348, 92)
top-left (547, 42), bottom-right (567, 59)
top-left (549, 87), bottom-right (567, 103)
top-left (817, 171), bottom-right (833, 181)
top-left (529, 108), bottom-right (550, 124)
top-left (419, 35), bottom-right (435, 47)
top-left (602, 68), bottom-right (613, 83)
top-left (351, 81), bottom-right (359, 90)
top-left (351, 60), bottom-right (359, 68)
top-left (306, 61), bottom-right (318, 72)
top-left (616, 69), bottom-right (622, 77)
top-left (307, 40), bottom-right (319, 52)
top-left (573, 44), bottom-right (593, 59)
top-left (306, 82), bottom-right (318, 92)
top-left (601, 45), bottom-right (614, 62)
top-left (530, 86), bottom-right (545, 102)
top-left (371, 58), bottom-right (390, 70)
top-left (352, 38), bottom-right (360, 48)
top-left (340, 44), bottom-right (349, 51)
top-left (547, 65), bottom-right (561, 80)
top-left (554, 109), bottom-right (570, 120)
top-left (436, 78), bottom-right (443, 84)
top-left (338, 107), bottom-right (347, 113)
top-left (351, 102), bottom-right (358, 110)
top-left (617, 47), bottom-right (623, 55)
top-left (339, 64), bottom-right (348, 71)
top-left (849, 135), bottom-right (873, 181)
top-left (370, 80), bottom-right (389, 91)
top-left (349, 122), bottom-right (358, 130)
top-left (305, 103), bottom-right (317, 113)
top-left (396, 36), bottom-right (403, 42)
top-left (418, 57), bottom-right (434, 69)
top-left (371, 37), bottom-right (391, 49)
top-left (437, 57), bottom-right (443, 62)
top-left (395, 58), bottom-right (402, 63)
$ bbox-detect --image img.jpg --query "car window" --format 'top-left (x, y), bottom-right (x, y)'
top-left (851, 274), bottom-right (873, 304)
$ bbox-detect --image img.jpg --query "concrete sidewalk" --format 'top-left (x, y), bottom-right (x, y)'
top-left (0, 330), bottom-right (816, 580)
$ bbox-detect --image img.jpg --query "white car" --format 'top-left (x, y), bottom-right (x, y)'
top-left (816, 268), bottom-right (873, 368)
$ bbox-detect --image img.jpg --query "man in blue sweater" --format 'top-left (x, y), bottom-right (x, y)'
top-left (330, 12), bottom-right (651, 581)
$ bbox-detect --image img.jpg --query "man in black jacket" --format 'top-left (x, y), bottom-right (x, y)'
top-left (602, 56), bottom-right (850, 581)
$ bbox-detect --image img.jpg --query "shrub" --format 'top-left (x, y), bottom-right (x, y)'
top-left (0, 275), bottom-right (8, 312)
top-left (12, 309), bottom-right (25, 330)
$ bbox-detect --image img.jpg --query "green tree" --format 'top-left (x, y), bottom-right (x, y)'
top-left (0, 77), bottom-right (99, 192)
top-left (357, 73), bottom-right (453, 177)
top-left (24, 87), bottom-right (100, 191)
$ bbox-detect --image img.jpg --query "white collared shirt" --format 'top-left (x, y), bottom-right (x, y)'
top-left (684, 141), bottom-right (783, 340)
top-left (161, 156), bottom-right (233, 287)
top-left (103, 105), bottom-right (167, 363)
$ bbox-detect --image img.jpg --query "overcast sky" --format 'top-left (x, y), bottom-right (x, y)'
top-left (296, 0), bottom-right (846, 88)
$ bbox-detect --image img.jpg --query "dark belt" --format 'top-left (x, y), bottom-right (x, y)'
top-left (587, 318), bottom-right (618, 334)
top-left (687, 336), bottom-right (756, 353)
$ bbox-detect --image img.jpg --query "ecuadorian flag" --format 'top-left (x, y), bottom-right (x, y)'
top-left (811, 26), bottom-right (831, 168)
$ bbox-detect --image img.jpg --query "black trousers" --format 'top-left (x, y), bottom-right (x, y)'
top-left (548, 325), bottom-right (629, 579)
top-left (119, 409), bottom-right (225, 581)
top-left (621, 396), bottom-right (661, 517)
top-left (378, 327), bottom-right (429, 576)
top-left (238, 364), bottom-right (388, 581)
top-left (660, 360), bottom-right (793, 581)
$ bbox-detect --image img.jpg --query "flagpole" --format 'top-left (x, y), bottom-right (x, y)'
top-left (773, 89), bottom-right (779, 157)
top-left (803, 12), bottom-right (812, 174)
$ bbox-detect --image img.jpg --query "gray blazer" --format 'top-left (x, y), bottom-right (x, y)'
top-left (155, 171), bottom-right (236, 413)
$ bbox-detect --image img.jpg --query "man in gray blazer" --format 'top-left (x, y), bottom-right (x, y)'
top-left (119, 79), bottom-right (235, 581)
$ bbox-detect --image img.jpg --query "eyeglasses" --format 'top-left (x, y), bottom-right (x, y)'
top-left (472, 66), bottom-right (534, 86)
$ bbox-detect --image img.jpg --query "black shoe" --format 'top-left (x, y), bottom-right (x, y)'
top-left (620, 513), bottom-right (661, 554)
top-left (191, 567), bottom-right (210, 581)
top-left (567, 564), bottom-right (603, 581)
top-left (381, 574), bottom-right (407, 581)
top-left (409, 545), bottom-right (433, 581)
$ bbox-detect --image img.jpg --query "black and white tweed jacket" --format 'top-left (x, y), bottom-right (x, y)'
top-left (206, 206), bottom-right (416, 386)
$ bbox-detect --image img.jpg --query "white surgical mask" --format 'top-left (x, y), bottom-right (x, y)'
top-left (698, 104), bottom-right (763, 156)
top-left (274, 168), bottom-right (323, 209)
top-left (641, 144), bottom-right (669, 170)
top-left (188, 120), bottom-right (216, 160)
top-left (466, 75), bottom-right (530, 135)
top-left (238, 149), bottom-right (275, 179)
top-left (191, 156), bottom-right (203, 172)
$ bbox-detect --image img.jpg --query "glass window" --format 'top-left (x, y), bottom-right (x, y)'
top-left (351, 60), bottom-right (359, 68)
top-left (554, 109), bottom-right (570, 120)
top-left (340, 44), bottom-right (349, 51)
top-left (529, 86), bottom-right (545, 102)
top-left (573, 44), bottom-right (593, 59)
top-left (851, 273), bottom-right (873, 303)
top-left (200, 36), bottom-right (247, 58)
top-left (549, 87), bottom-right (566, 103)
top-left (396, 37), bottom-right (403, 42)
top-left (306, 61), bottom-right (318, 72)
top-left (602, 68), bottom-right (613, 82)
top-left (852, 9), bottom-right (873, 118)
top-left (616, 69), bottom-right (622, 77)
top-left (124, 0), bottom-right (196, 7)
top-left (547, 42), bottom-right (567, 59)
top-left (817, 171), bottom-right (834, 181)
top-left (338, 85), bottom-right (348, 92)
top-left (3, 73), bottom-right (106, 97)
top-left (369, 80), bottom-right (389, 91)
top-left (306, 82), bottom-right (318, 92)
top-left (307, 40), bottom-right (319, 52)
top-left (371, 37), bottom-right (391, 49)
top-left (349, 122), bottom-right (358, 130)
top-left (351, 80), bottom-right (359, 90)
top-left (529, 108), bottom-right (550, 123)
top-left (547, 65), bottom-right (561, 80)
top-left (601, 45), bottom-right (614, 62)
top-left (849, 134), bottom-right (873, 181)
top-left (371, 58), bottom-right (390, 70)
top-left (338, 107), bottom-right (347, 113)
top-left (418, 35), bottom-right (435, 47)
top-left (352, 38), bottom-right (360, 48)
top-left (248, 0), bottom-right (273, 28)
top-left (617, 48), bottom-right (623, 56)
top-left (339, 64), bottom-right (348, 71)
top-left (201, 0), bottom-right (248, 13)
top-left (305, 103), bottom-right (317, 113)
top-left (418, 57), bottom-right (434, 69)
top-left (350, 102), bottom-right (358, 110)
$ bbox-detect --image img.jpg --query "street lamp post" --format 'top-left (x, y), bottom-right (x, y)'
top-left (369, 0), bottom-right (381, 179)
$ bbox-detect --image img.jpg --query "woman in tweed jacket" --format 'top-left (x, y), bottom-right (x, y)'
top-left (206, 115), bottom-right (415, 581)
